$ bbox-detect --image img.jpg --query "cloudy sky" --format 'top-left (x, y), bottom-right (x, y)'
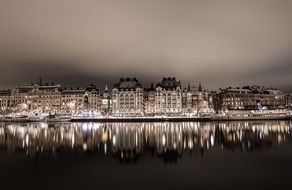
top-left (0, 0), bottom-right (292, 91)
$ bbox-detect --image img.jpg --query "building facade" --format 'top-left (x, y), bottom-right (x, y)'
top-left (213, 86), bottom-right (286, 112)
top-left (100, 85), bottom-right (112, 115)
top-left (2, 79), bottom-right (288, 117)
top-left (144, 83), bottom-right (156, 116)
top-left (61, 85), bottom-right (101, 115)
top-left (0, 90), bottom-right (12, 114)
top-left (155, 77), bottom-right (182, 116)
top-left (0, 82), bottom-right (101, 115)
top-left (286, 93), bottom-right (292, 110)
top-left (112, 78), bottom-right (144, 117)
top-left (9, 83), bottom-right (62, 114)
top-left (182, 84), bottom-right (213, 116)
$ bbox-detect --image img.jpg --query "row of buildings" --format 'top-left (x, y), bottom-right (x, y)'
top-left (0, 77), bottom-right (290, 116)
top-left (111, 77), bottom-right (211, 117)
top-left (212, 86), bottom-right (287, 112)
top-left (0, 82), bottom-right (107, 115)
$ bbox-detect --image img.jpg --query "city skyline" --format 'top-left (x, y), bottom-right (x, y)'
top-left (1, 76), bottom-right (289, 117)
top-left (0, 76), bottom-right (291, 93)
top-left (1, 1), bottom-right (292, 190)
top-left (0, 1), bottom-right (292, 91)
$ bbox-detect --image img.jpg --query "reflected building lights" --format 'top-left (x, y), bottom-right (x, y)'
top-left (0, 121), bottom-right (291, 162)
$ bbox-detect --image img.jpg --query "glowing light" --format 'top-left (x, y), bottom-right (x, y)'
top-left (210, 135), bottom-right (214, 146)
top-left (72, 133), bottom-right (75, 148)
top-left (83, 143), bottom-right (87, 151)
top-left (112, 135), bottom-right (116, 146)
top-left (104, 144), bottom-right (107, 154)
top-left (162, 134), bottom-right (166, 146)
top-left (25, 134), bottom-right (29, 146)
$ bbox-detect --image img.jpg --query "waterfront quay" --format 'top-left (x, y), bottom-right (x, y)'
top-left (71, 116), bottom-right (212, 122)
top-left (71, 115), bottom-right (291, 122)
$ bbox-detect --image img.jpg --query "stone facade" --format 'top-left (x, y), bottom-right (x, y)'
top-left (1, 79), bottom-right (288, 116)
top-left (10, 83), bottom-right (62, 114)
top-left (100, 85), bottom-right (112, 115)
top-left (0, 82), bottom-right (101, 115)
top-left (155, 77), bottom-right (182, 116)
top-left (112, 78), bottom-right (144, 117)
top-left (61, 85), bottom-right (101, 114)
top-left (144, 83), bottom-right (156, 116)
top-left (286, 93), bottom-right (292, 110)
top-left (0, 90), bottom-right (12, 114)
top-left (181, 84), bottom-right (213, 116)
top-left (213, 86), bottom-right (286, 112)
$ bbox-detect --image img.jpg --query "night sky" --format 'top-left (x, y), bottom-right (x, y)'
top-left (0, 1), bottom-right (292, 91)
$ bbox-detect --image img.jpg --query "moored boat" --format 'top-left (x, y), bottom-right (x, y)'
top-left (215, 109), bottom-right (290, 120)
top-left (45, 114), bottom-right (72, 122)
top-left (0, 115), bottom-right (6, 122)
top-left (28, 115), bottom-right (45, 122)
top-left (12, 115), bottom-right (30, 122)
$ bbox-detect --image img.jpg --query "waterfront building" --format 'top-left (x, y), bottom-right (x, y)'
top-left (213, 86), bottom-right (286, 112)
top-left (1, 78), bottom-right (288, 118)
top-left (61, 84), bottom-right (101, 114)
top-left (144, 83), bottom-right (156, 116)
top-left (0, 90), bottom-right (12, 114)
top-left (112, 78), bottom-right (144, 117)
top-left (286, 93), bottom-right (292, 110)
top-left (181, 84), bottom-right (194, 116)
top-left (85, 84), bottom-right (102, 113)
top-left (61, 88), bottom-right (87, 114)
top-left (155, 77), bottom-right (182, 116)
top-left (181, 83), bottom-right (213, 116)
top-left (10, 82), bottom-right (62, 114)
top-left (100, 85), bottom-right (112, 115)
top-left (0, 80), bottom-right (101, 115)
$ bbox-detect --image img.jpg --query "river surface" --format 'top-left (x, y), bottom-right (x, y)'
top-left (0, 121), bottom-right (292, 190)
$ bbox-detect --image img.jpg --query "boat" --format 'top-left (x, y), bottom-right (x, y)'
top-left (216, 109), bottom-right (290, 120)
top-left (27, 112), bottom-right (45, 122)
top-left (28, 115), bottom-right (45, 122)
top-left (45, 114), bottom-right (72, 122)
top-left (3, 115), bottom-right (13, 122)
top-left (12, 115), bottom-right (30, 122)
top-left (0, 115), bottom-right (6, 122)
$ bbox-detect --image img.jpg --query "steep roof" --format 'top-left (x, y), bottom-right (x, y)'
top-left (0, 89), bottom-right (11, 96)
top-left (156, 77), bottom-right (181, 90)
top-left (113, 77), bottom-right (142, 89)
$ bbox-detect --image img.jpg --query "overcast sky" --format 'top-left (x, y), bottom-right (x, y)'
top-left (0, 0), bottom-right (292, 91)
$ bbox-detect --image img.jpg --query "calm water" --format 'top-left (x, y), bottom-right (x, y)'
top-left (0, 121), bottom-right (292, 190)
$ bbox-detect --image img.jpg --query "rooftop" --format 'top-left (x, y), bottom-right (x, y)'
top-left (113, 77), bottom-right (142, 89)
top-left (156, 77), bottom-right (181, 90)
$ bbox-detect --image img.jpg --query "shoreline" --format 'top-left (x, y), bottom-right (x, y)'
top-left (71, 117), bottom-right (291, 122)
top-left (1, 116), bottom-right (291, 123)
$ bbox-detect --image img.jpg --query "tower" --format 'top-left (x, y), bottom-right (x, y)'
top-left (105, 85), bottom-right (108, 93)
top-left (199, 83), bottom-right (202, 91)
top-left (37, 77), bottom-right (43, 86)
top-left (151, 82), bottom-right (154, 90)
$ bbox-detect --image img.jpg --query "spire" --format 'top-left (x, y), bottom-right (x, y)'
top-left (199, 83), bottom-right (202, 91)
top-left (105, 85), bottom-right (108, 93)
top-left (38, 76), bottom-right (42, 86)
top-left (188, 82), bottom-right (190, 91)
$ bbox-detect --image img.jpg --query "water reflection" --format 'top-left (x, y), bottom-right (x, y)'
top-left (0, 121), bottom-right (291, 162)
